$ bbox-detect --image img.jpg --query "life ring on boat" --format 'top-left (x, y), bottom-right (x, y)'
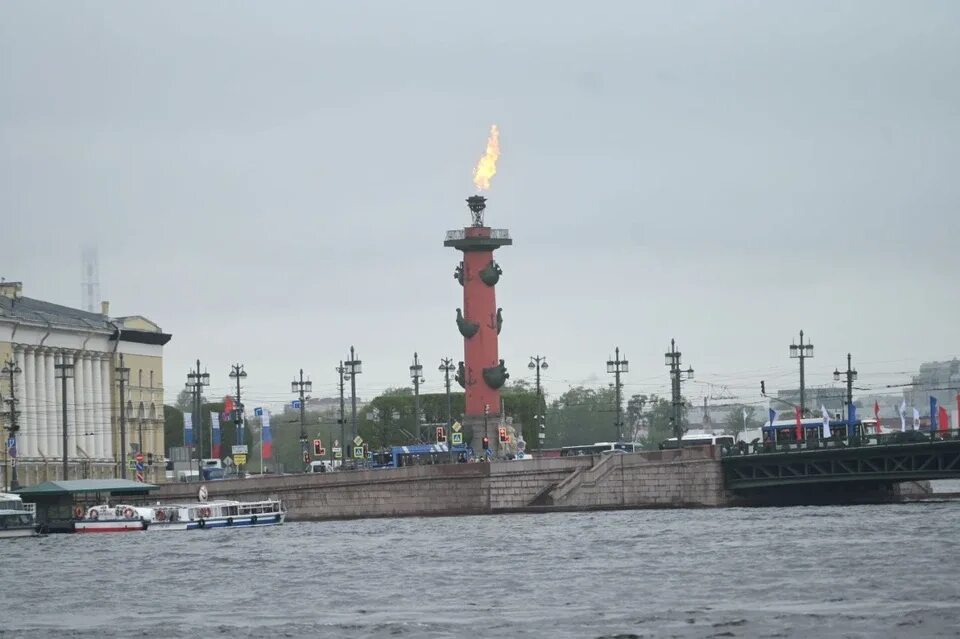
top-left (197, 518), bottom-right (206, 529)
top-left (73, 506), bottom-right (85, 520)
top-left (274, 514), bottom-right (281, 523)
top-left (226, 518), bottom-right (233, 526)
top-left (155, 510), bottom-right (166, 522)
top-left (89, 509), bottom-right (99, 520)
top-left (250, 515), bottom-right (258, 525)
top-left (123, 508), bottom-right (135, 519)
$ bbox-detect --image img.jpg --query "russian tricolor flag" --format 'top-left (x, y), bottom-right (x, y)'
top-left (184, 413), bottom-right (194, 447)
top-left (210, 411), bottom-right (221, 458)
top-left (262, 411), bottom-right (272, 460)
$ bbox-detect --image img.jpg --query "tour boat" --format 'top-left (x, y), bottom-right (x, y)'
top-left (147, 497), bottom-right (285, 531)
top-left (0, 492), bottom-right (39, 539)
top-left (74, 504), bottom-right (150, 533)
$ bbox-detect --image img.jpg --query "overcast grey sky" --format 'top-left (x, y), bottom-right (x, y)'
top-left (3, 1), bottom-right (958, 411)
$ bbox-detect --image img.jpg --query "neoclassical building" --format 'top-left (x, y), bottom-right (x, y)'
top-left (0, 281), bottom-right (171, 485)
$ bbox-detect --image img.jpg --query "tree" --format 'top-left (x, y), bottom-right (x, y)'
top-left (545, 386), bottom-right (618, 447)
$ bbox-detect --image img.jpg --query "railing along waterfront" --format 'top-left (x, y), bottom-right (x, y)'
top-left (721, 429), bottom-right (960, 457)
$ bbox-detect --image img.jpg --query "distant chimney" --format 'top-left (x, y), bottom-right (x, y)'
top-left (101, 300), bottom-right (110, 316)
top-left (0, 281), bottom-right (23, 300)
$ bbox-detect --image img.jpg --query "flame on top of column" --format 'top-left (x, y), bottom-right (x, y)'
top-left (472, 124), bottom-right (500, 191)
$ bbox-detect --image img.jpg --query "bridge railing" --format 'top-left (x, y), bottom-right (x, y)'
top-left (721, 429), bottom-right (960, 457)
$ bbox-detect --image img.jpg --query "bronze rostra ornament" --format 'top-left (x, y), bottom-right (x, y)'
top-left (456, 308), bottom-right (480, 338)
top-left (479, 260), bottom-right (502, 286)
top-left (482, 359), bottom-right (509, 390)
top-left (454, 262), bottom-right (464, 286)
top-left (455, 361), bottom-right (466, 389)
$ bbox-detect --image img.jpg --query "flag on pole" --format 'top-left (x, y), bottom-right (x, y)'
top-left (912, 408), bottom-right (920, 430)
top-left (899, 400), bottom-right (907, 432)
top-left (261, 410), bottom-right (272, 459)
top-left (873, 401), bottom-right (882, 434)
top-left (210, 411), bottom-right (221, 458)
top-left (821, 405), bottom-right (831, 438)
top-left (223, 395), bottom-right (235, 424)
top-left (768, 407), bottom-right (777, 427)
top-left (794, 406), bottom-right (803, 441)
top-left (938, 405), bottom-right (949, 433)
top-left (184, 413), bottom-right (194, 446)
top-left (930, 396), bottom-right (939, 432)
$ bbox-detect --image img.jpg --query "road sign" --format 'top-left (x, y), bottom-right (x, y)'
top-left (292, 400), bottom-right (301, 409)
top-left (254, 407), bottom-right (263, 417)
top-left (232, 444), bottom-right (248, 455)
top-left (451, 432), bottom-right (463, 445)
top-left (451, 421), bottom-right (462, 433)
top-left (135, 452), bottom-right (145, 463)
top-left (353, 435), bottom-right (363, 447)
top-left (333, 447), bottom-right (343, 459)
top-left (353, 446), bottom-right (363, 459)
top-left (516, 438), bottom-right (526, 453)
top-left (234, 453), bottom-right (247, 465)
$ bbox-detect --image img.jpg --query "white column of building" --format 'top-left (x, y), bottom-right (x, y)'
top-left (44, 349), bottom-right (57, 457)
top-left (21, 347), bottom-right (35, 460)
top-left (33, 348), bottom-right (48, 458)
top-left (83, 355), bottom-right (95, 457)
top-left (91, 354), bottom-right (105, 459)
top-left (100, 357), bottom-right (113, 461)
top-left (13, 347), bottom-right (27, 457)
top-left (63, 352), bottom-right (76, 459)
top-left (72, 352), bottom-right (85, 458)
top-left (52, 351), bottom-right (64, 459)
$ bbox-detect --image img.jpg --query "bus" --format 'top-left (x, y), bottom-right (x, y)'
top-left (559, 442), bottom-right (643, 457)
top-left (658, 433), bottom-right (735, 450)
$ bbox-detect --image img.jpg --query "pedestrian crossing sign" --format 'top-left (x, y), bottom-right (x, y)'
top-left (353, 446), bottom-right (364, 459)
top-left (451, 432), bottom-right (463, 445)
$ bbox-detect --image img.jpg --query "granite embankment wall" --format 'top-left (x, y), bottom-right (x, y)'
top-left (153, 448), bottom-right (728, 520)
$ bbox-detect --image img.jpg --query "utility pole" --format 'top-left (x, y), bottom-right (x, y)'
top-left (2, 358), bottom-right (22, 491)
top-left (606, 347), bottom-right (629, 442)
top-left (229, 363), bottom-right (247, 474)
top-left (409, 352), bottom-right (424, 441)
top-left (54, 358), bottom-right (74, 481)
top-left (336, 361), bottom-right (347, 466)
top-left (664, 339), bottom-right (694, 444)
top-left (292, 369), bottom-right (313, 469)
top-left (439, 358), bottom-right (455, 460)
top-left (185, 360), bottom-right (210, 481)
top-left (116, 354), bottom-right (130, 479)
top-left (345, 346), bottom-right (362, 450)
top-left (528, 355), bottom-right (549, 449)
top-left (833, 353), bottom-right (858, 425)
top-left (789, 330), bottom-right (815, 417)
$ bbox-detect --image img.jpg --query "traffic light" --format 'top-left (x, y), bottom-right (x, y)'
top-left (482, 436), bottom-right (490, 450)
top-left (302, 450), bottom-right (310, 464)
top-left (498, 427), bottom-right (507, 443)
top-left (313, 439), bottom-right (323, 456)
top-left (436, 426), bottom-right (446, 442)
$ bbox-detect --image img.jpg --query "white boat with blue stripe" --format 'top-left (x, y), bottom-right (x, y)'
top-left (148, 486), bottom-right (284, 531)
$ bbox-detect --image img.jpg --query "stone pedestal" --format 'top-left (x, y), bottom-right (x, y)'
top-left (462, 413), bottom-right (498, 456)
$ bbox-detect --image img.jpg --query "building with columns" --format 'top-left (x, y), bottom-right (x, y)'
top-left (0, 281), bottom-right (171, 486)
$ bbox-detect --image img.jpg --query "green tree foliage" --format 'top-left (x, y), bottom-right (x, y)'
top-left (545, 386), bottom-right (618, 447)
top-left (723, 404), bottom-right (760, 440)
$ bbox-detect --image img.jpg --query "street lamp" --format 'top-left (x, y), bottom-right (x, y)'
top-left (833, 353), bottom-right (857, 424)
top-left (439, 358), bottom-right (455, 459)
top-left (789, 330), bottom-right (814, 416)
top-left (292, 369), bottom-right (313, 469)
top-left (409, 352), bottom-right (424, 441)
top-left (664, 339), bottom-right (694, 444)
top-left (606, 348), bottom-right (628, 441)
top-left (186, 360), bottom-right (211, 480)
top-left (228, 363), bottom-right (247, 474)
top-left (54, 359), bottom-right (74, 481)
top-left (2, 358), bottom-right (22, 490)
top-left (529, 356), bottom-right (548, 448)
top-left (345, 346), bottom-right (362, 447)
top-left (115, 355), bottom-right (131, 479)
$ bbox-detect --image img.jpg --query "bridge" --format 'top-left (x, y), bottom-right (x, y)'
top-left (722, 430), bottom-right (960, 504)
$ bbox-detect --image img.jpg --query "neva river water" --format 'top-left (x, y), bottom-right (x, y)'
top-left (3, 503), bottom-right (960, 638)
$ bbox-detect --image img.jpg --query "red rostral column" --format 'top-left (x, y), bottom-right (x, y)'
top-left (445, 195), bottom-right (512, 452)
